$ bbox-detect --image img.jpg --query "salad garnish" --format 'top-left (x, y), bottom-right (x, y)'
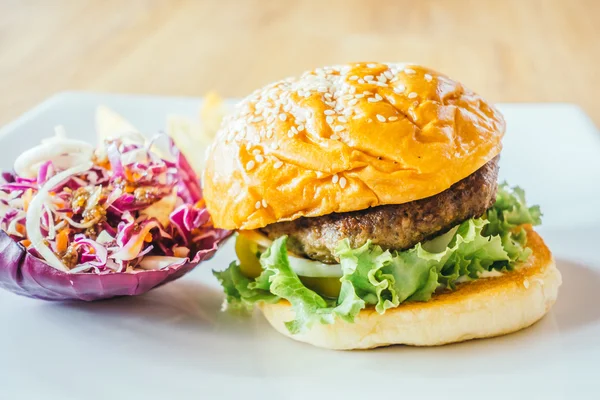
top-left (0, 126), bottom-right (219, 274)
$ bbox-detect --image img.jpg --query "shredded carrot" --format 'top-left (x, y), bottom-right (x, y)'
top-left (23, 189), bottom-right (33, 211)
top-left (144, 232), bottom-right (153, 242)
top-left (56, 229), bottom-right (69, 253)
top-left (16, 223), bottom-right (26, 235)
top-left (20, 239), bottom-right (31, 247)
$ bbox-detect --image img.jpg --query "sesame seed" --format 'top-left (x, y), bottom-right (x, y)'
top-left (324, 93), bottom-right (332, 99)
top-left (349, 75), bottom-right (359, 81)
top-left (377, 75), bottom-right (387, 83)
top-left (252, 149), bottom-right (261, 155)
top-left (246, 160), bottom-right (255, 170)
top-left (384, 70), bottom-right (394, 80)
top-left (339, 177), bottom-right (347, 188)
top-left (267, 115), bottom-right (276, 124)
top-left (388, 97), bottom-right (396, 105)
top-left (266, 130), bottom-right (274, 138)
top-left (262, 199), bottom-right (268, 208)
top-left (291, 126), bottom-right (298, 134)
top-left (326, 116), bottom-right (334, 124)
top-left (355, 94), bottom-right (364, 99)
top-left (332, 174), bottom-right (339, 184)
top-left (349, 99), bottom-right (359, 106)
top-left (523, 279), bottom-right (530, 289)
top-left (374, 93), bottom-right (383, 101)
top-left (255, 201), bottom-right (261, 209)
top-left (408, 92), bottom-right (418, 99)
top-left (394, 84), bottom-right (406, 93)
top-left (255, 154), bottom-right (264, 163)
top-left (376, 114), bottom-right (386, 122)
top-left (334, 125), bottom-right (344, 132)
top-left (352, 115), bottom-right (362, 120)
top-left (324, 110), bottom-right (335, 115)
top-left (404, 68), bottom-right (416, 74)
top-left (388, 116), bottom-right (398, 121)
top-left (367, 63), bottom-right (377, 68)
top-left (252, 116), bottom-right (263, 122)
top-left (330, 134), bottom-right (339, 140)
top-left (364, 75), bottom-right (374, 81)
top-left (358, 79), bottom-right (365, 84)
top-left (364, 91), bottom-right (373, 95)
top-left (287, 131), bottom-right (294, 138)
top-left (317, 86), bottom-right (327, 93)
top-left (279, 113), bottom-right (287, 121)
top-left (297, 124), bottom-right (305, 131)
top-left (271, 143), bottom-right (279, 150)
top-left (338, 116), bottom-right (347, 123)
top-left (368, 97), bottom-right (380, 103)
top-left (274, 161), bottom-right (283, 169)
top-left (424, 74), bottom-right (433, 82)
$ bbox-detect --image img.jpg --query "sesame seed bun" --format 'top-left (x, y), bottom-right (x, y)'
top-left (203, 62), bottom-right (505, 230)
top-left (258, 226), bottom-right (561, 350)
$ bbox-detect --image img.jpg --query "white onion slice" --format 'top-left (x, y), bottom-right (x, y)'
top-left (242, 225), bottom-right (463, 280)
top-left (96, 230), bottom-right (115, 245)
top-left (14, 136), bottom-right (94, 178)
top-left (26, 162), bottom-right (93, 272)
top-left (239, 230), bottom-right (342, 278)
top-left (287, 255), bottom-right (343, 278)
top-left (138, 256), bottom-right (186, 270)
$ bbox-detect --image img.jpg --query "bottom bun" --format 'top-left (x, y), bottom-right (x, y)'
top-left (259, 226), bottom-right (561, 350)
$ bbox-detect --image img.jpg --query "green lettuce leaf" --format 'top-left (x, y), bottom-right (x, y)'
top-left (214, 183), bottom-right (542, 334)
top-left (262, 237), bottom-right (365, 334)
top-left (484, 183), bottom-right (542, 236)
top-left (213, 262), bottom-right (279, 312)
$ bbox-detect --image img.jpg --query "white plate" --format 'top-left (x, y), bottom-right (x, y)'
top-left (0, 92), bottom-right (599, 400)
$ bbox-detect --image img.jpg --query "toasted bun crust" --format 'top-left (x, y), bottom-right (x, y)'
top-left (259, 226), bottom-right (561, 349)
top-left (203, 63), bottom-right (505, 230)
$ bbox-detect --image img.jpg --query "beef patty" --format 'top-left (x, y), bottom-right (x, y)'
top-left (260, 156), bottom-right (499, 263)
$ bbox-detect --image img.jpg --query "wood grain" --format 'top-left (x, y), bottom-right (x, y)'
top-left (0, 0), bottom-right (598, 127)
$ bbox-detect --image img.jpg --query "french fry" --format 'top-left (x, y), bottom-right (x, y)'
top-left (95, 105), bottom-right (139, 145)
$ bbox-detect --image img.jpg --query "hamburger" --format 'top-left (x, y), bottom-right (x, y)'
top-left (203, 62), bottom-right (561, 350)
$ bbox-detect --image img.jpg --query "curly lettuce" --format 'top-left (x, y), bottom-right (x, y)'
top-left (213, 183), bottom-right (542, 334)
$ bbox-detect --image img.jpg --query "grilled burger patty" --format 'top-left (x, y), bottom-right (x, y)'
top-left (260, 156), bottom-right (500, 263)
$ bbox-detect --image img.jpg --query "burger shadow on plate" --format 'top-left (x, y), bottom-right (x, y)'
top-left (34, 259), bottom-right (600, 378)
top-left (359, 258), bottom-right (600, 377)
top-left (545, 258), bottom-right (600, 332)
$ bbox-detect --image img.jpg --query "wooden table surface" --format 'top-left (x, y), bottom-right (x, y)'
top-left (1, 0), bottom-right (599, 127)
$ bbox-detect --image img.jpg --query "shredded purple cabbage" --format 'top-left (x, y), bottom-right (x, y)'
top-left (0, 134), bottom-right (227, 275)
